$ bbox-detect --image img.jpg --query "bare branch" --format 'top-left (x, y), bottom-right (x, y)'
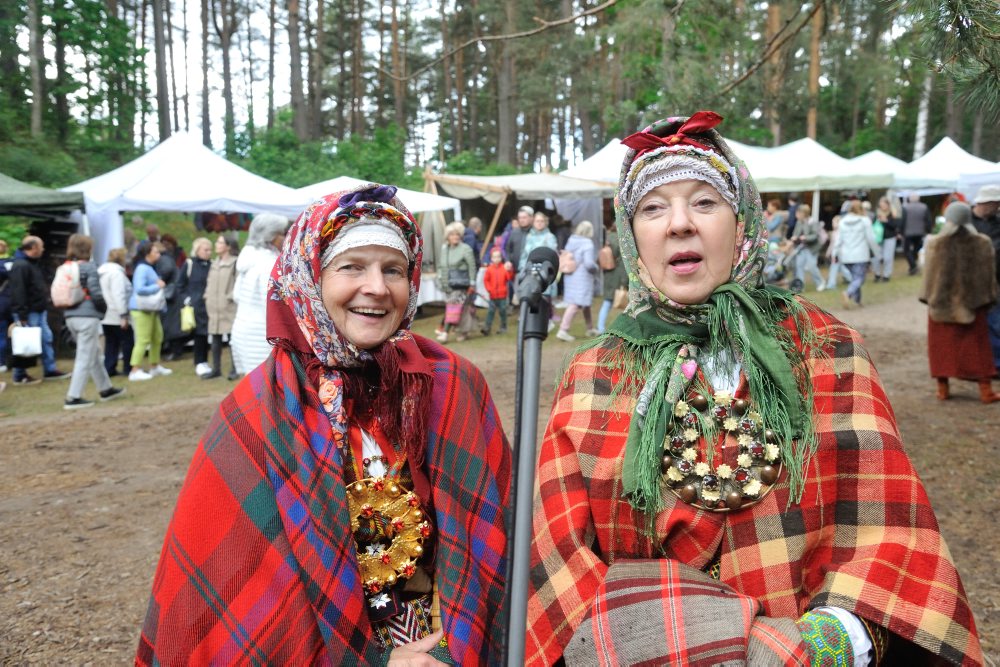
top-left (713, 1), bottom-right (820, 100)
top-left (380, 0), bottom-right (618, 82)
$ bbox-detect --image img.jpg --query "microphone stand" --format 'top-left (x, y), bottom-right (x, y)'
top-left (503, 265), bottom-right (552, 667)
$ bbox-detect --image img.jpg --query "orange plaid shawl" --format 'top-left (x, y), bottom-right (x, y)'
top-left (527, 306), bottom-right (982, 665)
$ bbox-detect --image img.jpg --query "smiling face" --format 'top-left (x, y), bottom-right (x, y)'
top-left (632, 179), bottom-right (740, 305)
top-left (320, 245), bottom-right (410, 350)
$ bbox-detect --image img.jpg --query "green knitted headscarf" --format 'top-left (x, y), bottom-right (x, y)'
top-left (603, 112), bottom-right (823, 515)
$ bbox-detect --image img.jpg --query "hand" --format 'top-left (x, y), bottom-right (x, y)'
top-left (504, 261), bottom-right (513, 271)
top-left (467, 286), bottom-right (476, 294)
top-left (184, 296), bottom-right (192, 307)
top-left (156, 279), bottom-right (166, 288)
top-left (121, 317), bottom-right (130, 331)
top-left (387, 630), bottom-right (447, 667)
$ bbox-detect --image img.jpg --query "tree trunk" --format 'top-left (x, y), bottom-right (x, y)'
top-left (212, 0), bottom-right (236, 155)
top-left (27, 0), bottom-right (44, 137)
top-left (166, 0), bottom-right (180, 131)
top-left (201, 0), bottom-right (211, 147)
top-left (139, 0), bottom-right (150, 145)
top-left (287, 0), bottom-right (307, 139)
top-left (454, 40), bottom-right (465, 152)
top-left (763, 1), bottom-right (787, 146)
top-left (439, 0), bottom-right (452, 154)
top-left (182, 0), bottom-right (190, 130)
top-left (806, 2), bottom-right (822, 139)
top-left (496, 0), bottom-right (517, 165)
top-left (945, 78), bottom-right (962, 142)
top-left (52, 0), bottom-right (70, 145)
top-left (308, 0), bottom-right (325, 139)
top-left (0, 1), bottom-right (25, 106)
top-left (971, 109), bottom-right (983, 155)
top-left (913, 72), bottom-right (933, 160)
top-left (152, 0), bottom-right (171, 140)
top-left (244, 3), bottom-right (255, 146)
top-left (350, 0), bottom-right (365, 135)
top-left (391, 0), bottom-right (405, 128)
top-left (267, 0), bottom-right (276, 129)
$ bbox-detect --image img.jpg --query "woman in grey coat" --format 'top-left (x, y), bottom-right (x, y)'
top-left (63, 234), bottom-right (125, 409)
top-left (98, 247), bottom-right (133, 377)
top-left (435, 221), bottom-right (477, 343)
top-left (556, 221), bottom-right (598, 341)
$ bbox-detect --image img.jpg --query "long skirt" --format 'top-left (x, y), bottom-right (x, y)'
top-left (928, 309), bottom-right (996, 380)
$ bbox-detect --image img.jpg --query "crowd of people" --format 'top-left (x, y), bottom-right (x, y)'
top-left (0, 212), bottom-right (291, 408)
top-left (0, 118), bottom-right (997, 663)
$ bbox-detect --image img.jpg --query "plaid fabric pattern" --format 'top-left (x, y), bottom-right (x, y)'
top-left (137, 335), bottom-right (509, 665)
top-left (527, 306), bottom-right (982, 666)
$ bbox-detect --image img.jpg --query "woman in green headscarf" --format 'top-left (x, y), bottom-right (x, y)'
top-left (525, 113), bottom-right (982, 666)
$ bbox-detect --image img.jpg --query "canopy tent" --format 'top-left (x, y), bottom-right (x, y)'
top-left (559, 137), bottom-right (897, 192)
top-left (0, 172), bottom-right (84, 216)
top-left (893, 137), bottom-right (999, 190)
top-left (64, 132), bottom-right (310, 264)
top-left (424, 171), bottom-right (615, 262)
top-left (298, 175), bottom-right (461, 217)
top-left (958, 166), bottom-right (1000, 202)
top-left (848, 149), bottom-right (908, 177)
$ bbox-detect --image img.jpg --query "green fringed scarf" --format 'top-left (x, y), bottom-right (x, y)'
top-left (605, 282), bottom-right (820, 515)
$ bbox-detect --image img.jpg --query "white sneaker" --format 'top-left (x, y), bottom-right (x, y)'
top-left (816, 284), bottom-right (826, 292)
top-left (547, 321), bottom-right (556, 333)
top-left (151, 365), bottom-right (173, 376)
top-left (129, 369), bottom-right (153, 381)
top-left (195, 362), bottom-right (213, 377)
top-left (0, 364), bottom-right (7, 373)
top-left (556, 329), bottom-right (576, 342)
top-left (585, 328), bottom-right (600, 337)
top-left (435, 331), bottom-right (448, 343)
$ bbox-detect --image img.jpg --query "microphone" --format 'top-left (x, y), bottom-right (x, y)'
top-left (516, 246), bottom-right (559, 304)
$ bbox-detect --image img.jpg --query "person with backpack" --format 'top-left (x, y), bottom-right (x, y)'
top-left (8, 235), bottom-right (67, 385)
top-left (596, 221), bottom-right (626, 334)
top-left (60, 234), bottom-right (125, 409)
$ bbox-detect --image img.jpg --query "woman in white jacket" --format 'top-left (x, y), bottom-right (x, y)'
top-left (98, 247), bottom-right (133, 377)
top-left (831, 199), bottom-right (880, 308)
top-left (230, 213), bottom-right (289, 376)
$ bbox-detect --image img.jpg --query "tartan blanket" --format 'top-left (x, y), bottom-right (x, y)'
top-left (527, 306), bottom-right (982, 665)
top-left (137, 334), bottom-right (510, 665)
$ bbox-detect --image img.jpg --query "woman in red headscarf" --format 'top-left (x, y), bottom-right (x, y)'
top-left (137, 185), bottom-right (510, 665)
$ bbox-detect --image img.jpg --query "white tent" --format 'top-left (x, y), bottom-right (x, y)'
top-left (893, 137), bottom-right (999, 189)
top-left (848, 149), bottom-right (908, 178)
top-left (298, 175), bottom-right (461, 217)
top-left (64, 132), bottom-right (310, 263)
top-left (431, 172), bottom-right (616, 203)
top-left (560, 137), bottom-right (894, 192)
top-left (958, 166), bottom-right (1000, 201)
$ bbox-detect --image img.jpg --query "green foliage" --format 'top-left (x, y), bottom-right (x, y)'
top-left (0, 137), bottom-right (82, 187)
top-left (0, 217), bottom-right (28, 249)
top-left (444, 151), bottom-right (521, 176)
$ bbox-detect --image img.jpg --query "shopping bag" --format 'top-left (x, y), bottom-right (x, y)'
top-left (180, 305), bottom-right (196, 332)
top-left (612, 286), bottom-right (629, 310)
top-left (11, 324), bottom-right (42, 357)
top-left (444, 302), bottom-right (463, 325)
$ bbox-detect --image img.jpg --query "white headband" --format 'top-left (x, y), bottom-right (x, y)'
top-left (321, 218), bottom-right (411, 268)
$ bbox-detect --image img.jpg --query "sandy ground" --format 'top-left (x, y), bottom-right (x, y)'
top-left (1, 293), bottom-right (997, 664)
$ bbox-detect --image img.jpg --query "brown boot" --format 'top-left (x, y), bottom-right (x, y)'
top-left (978, 380), bottom-right (1000, 404)
top-left (936, 378), bottom-right (950, 401)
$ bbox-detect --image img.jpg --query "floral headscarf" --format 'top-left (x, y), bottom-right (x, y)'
top-left (603, 112), bottom-right (823, 515)
top-left (267, 184), bottom-right (431, 466)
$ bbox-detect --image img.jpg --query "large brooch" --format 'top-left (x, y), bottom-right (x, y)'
top-left (662, 391), bottom-right (783, 512)
top-left (346, 477), bottom-right (433, 594)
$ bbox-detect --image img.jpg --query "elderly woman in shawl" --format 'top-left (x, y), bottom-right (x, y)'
top-left (526, 113), bottom-right (982, 666)
top-left (137, 185), bottom-right (510, 665)
top-left (920, 201), bottom-right (1000, 403)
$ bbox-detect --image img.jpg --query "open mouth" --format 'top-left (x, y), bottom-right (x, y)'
top-left (349, 307), bottom-right (389, 319)
top-left (669, 252), bottom-right (702, 267)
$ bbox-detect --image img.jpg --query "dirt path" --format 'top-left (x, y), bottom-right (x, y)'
top-left (1, 293), bottom-right (997, 664)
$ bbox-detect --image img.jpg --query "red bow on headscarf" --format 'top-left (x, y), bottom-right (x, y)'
top-left (621, 110), bottom-right (724, 160)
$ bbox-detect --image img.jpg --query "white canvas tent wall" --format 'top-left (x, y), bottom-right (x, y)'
top-left (560, 137), bottom-right (897, 192)
top-left (298, 176), bottom-right (461, 217)
top-left (893, 137), bottom-right (999, 190)
top-left (958, 166), bottom-right (1000, 202)
top-left (64, 132), bottom-right (310, 263)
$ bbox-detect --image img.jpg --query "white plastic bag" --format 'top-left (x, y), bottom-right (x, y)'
top-left (11, 324), bottom-right (42, 357)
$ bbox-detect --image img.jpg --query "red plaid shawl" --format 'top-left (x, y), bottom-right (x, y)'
top-left (137, 335), bottom-right (510, 665)
top-left (527, 307), bottom-right (982, 665)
